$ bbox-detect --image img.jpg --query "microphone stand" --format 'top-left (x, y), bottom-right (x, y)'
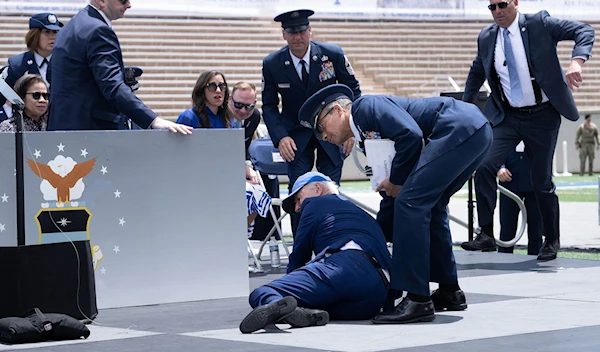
top-left (13, 104), bottom-right (25, 246)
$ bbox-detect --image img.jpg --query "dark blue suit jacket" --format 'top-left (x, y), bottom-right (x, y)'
top-left (48, 5), bottom-right (155, 130)
top-left (262, 41), bottom-right (361, 166)
top-left (288, 194), bottom-right (391, 273)
top-left (463, 11), bottom-right (594, 126)
top-left (500, 151), bottom-right (533, 193)
top-left (352, 95), bottom-right (488, 186)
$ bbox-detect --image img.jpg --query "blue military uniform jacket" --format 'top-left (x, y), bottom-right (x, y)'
top-left (262, 41), bottom-right (361, 166)
top-left (48, 5), bottom-right (155, 131)
top-left (500, 151), bottom-right (533, 193)
top-left (352, 95), bottom-right (489, 186)
top-left (1, 51), bottom-right (44, 106)
top-left (288, 194), bottom-right (392, 273)
top-left (463, 11), bottom-right (594, 126)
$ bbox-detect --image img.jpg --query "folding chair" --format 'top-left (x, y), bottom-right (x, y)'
top-left (247, 138), bottom-right (292, 268)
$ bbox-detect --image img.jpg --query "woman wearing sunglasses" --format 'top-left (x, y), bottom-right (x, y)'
top-left (0, 74), bottom-right (48, 132)
top-left (176, 70), bottom-right (233, 128)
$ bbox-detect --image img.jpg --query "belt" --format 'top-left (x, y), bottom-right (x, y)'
top-left (345, 249), bottom-right (390, 287)
top-left (505, 101), bottom-right (552, 114)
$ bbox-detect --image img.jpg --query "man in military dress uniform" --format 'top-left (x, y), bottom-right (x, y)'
top-left (261, 9), bottom-right (361, 234)
top-left (298, 84), bottom-right (492, 324)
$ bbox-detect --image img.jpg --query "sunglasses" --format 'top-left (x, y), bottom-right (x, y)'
top-left (205, 82), bottom-right (228, 92)
top-left (119, 0), bottom-right (130, 4)
top-left (27, 92), bottom-right (49, 100)
top-left (232, 100), bottom-right (256, 111)
top-left (488, 0), bottom-right (513, 11)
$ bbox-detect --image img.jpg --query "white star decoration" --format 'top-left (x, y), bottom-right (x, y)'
top-left (57, 218), bottom-right (71, 227)
top-left (1, 194), bottom-right (8, 203)
top-left (0, 223), bottom-right (5, 232)
top-left (119, 217), bottom-right (126, 226)
top-left (114, 189), bottom-right (121, 198)
top-left (33, 150), bottom-right (41, 158)
top-left (57, 143), bottom-right (65, 152)
top-left (100, 166), bottom-right (108, 175)
top-left (113, 245), bottom-right (120, 253)
top-left (81, 149), bottom-right (88, 157)
top-left (100, 267), bottom-right (106, 275)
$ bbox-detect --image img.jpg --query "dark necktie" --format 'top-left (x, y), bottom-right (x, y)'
top-left (39, 58), bottom-right (48, 69)
top-left (299, 59), bottom-right (309, 88)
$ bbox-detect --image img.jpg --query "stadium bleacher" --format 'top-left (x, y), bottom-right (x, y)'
top-left (1, 15), bottom-right (598, 121)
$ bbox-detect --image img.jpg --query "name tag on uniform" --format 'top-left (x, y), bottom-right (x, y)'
top-left (278, 83), bottom-right (290, 89)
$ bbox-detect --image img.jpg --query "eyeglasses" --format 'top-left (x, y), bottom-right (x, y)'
top-left (316, 106), bottom-right (335, 136)
top-left (488, 0), bottom-right (513, 11)
top-left (232, 99), bottom-right (256, 111)
top-left (26, 92), bottom-right (49, 100)
top-left (205, 82), bottom-right (227, 92)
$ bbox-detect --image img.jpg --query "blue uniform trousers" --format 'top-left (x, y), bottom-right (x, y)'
top-left (391, 124), bottom-right (493, 296)
top-left (498, 192), bottom-right (543, 255)
top-left (287, 136), bottom-right (342, 235)
top-left (474, 106), bottom-right (561, 242)
top-left (249, 250), bottom-right (387, 320)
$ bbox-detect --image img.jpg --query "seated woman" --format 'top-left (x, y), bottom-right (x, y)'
top-left (0, 74), bottom-right (48, 132)
top-left (177, 71), bottom-right (272, 238)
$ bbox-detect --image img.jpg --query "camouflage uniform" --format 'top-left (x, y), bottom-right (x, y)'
top-left (575, 121), bottom-right (600, 175)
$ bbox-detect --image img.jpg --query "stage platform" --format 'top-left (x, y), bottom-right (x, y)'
top-left (1, 250), bottom-right (599, 352)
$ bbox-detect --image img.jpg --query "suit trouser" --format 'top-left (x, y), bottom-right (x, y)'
top-left (390, 124), bottom-right (492, 296)
top-left (498, 191), bottom-right (543, 255)
top-left (474, 106), bottom-right (561, 242)
top-left (249, 250), bottom-right (387, 320)
top-left (579, 143), bottom-right (595, 174)
top-left (287, 136), bottom-right (342, 236)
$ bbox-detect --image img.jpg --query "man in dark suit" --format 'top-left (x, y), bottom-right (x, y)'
top-left (498, 144), bottom-right (543, 255)
top-left (262, 9), bottom-right (361, 234)
top-left (240, 171), bottom-right (391, 334)
top-left (298, 84), bottom-right (492, 324)
top-left (48, 0), bottom-right (191, 134)
top-left (460, 0), bottom-right (594, 261)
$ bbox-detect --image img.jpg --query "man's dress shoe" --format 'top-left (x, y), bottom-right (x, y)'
top-left (372, 296), bottom-right (435, 324)
top-left (537, 239), bottom-right (559, 261)
top-left (240, 296), bottom-right (297, 333)
top-left (281, 307), bottom-right (329, 328)
top-left (461, 232), bottom-right (497, 252)
top-left (431, 289), bottom-right (467, 311)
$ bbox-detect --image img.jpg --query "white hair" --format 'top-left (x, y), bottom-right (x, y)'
top-left (322, 98), bottom-right (352, 116)
top-left (311, 180), bottom-right (339, 195)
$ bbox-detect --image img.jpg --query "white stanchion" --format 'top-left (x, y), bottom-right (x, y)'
top-left (559, 140), bottom-right (572, 176)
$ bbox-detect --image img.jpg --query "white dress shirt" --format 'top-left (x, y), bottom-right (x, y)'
top-left (494, 14), bottom-right (549, 107)
top-left (33, 52), bottom-right (51, 88)
top-left (289, 47), bottom-right (311, 80)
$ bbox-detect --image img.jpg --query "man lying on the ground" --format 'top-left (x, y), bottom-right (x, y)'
top-left (240, 171), bottom-right (392, 334)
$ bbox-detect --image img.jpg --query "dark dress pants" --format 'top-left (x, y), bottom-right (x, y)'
top-left (391, 124), bottom-right (492, 296)
top-left (498, 192), bottom-right (543, 255)
top-left (474, 106), bottom-right (561, 242)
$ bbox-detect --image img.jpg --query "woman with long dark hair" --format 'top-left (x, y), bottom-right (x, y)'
top-left (177, 70), bottom-right (232, 128)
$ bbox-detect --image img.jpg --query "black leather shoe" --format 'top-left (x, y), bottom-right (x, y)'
top-left (240, 296), bottom-right (297, 334)
top-left (371, 296), bottom-right (435, 324)
top-left (281, 307), bottom-right (329, 328)
top-left (537, 239), bottom-right (560, 261)
top-left (461, 232), bottom-right (497, 252)
top-left (431, 289), bottom-right (467, 311)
